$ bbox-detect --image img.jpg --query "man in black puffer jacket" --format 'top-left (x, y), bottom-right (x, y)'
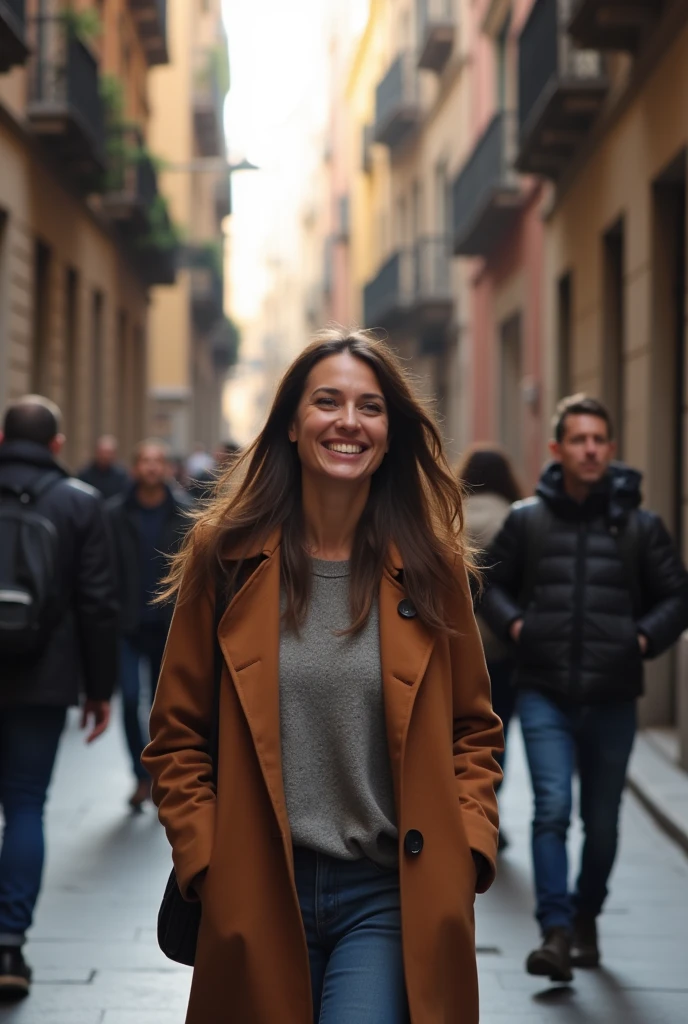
top-left (481, 394), bottom-right (688, 983)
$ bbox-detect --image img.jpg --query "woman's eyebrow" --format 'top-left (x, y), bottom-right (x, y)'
top-left (310, 387), bottom-right (386, 403)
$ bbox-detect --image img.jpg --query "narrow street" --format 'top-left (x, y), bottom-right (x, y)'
top-left (0, 708), bottom-right (686, 1024)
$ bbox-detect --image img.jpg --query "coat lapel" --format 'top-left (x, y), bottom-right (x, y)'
top-left (217, 539), bottom-right (292, 854)
top-left (379, 565), bottom-right (436, 807)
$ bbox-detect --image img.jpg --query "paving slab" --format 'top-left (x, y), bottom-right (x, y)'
top-left (0, 707), bottom-right (685, 1022)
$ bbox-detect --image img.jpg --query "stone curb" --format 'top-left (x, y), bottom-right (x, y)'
top-left (627, 733), bottom-right (688, 857)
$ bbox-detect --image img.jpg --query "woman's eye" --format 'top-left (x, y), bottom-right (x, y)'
top-left (362, 403), bottom-right (383, 414)
top-left (316, 397), bottom-right (336, 407)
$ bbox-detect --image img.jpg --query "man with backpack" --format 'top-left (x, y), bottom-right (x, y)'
top-left (0, 396), bottom-right (118, 997)
top-left (481, 394), bottom-right (688, 983)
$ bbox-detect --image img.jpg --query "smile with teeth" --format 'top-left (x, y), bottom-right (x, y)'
top-left (323, 442), bottom-right (366, 455)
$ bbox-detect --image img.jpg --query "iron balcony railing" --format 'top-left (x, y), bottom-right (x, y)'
top-left (27, 16), bottom-right (105, 165)
top-left (0, 0), bottom-right (28, 73)
top-left (452, 111), bottom-right (522, 255)
top-left (374, 51), bottom-right (421, 148)
top-left (519, 0), bottom-right (605, 139)
top-left (568, 0), bottom-right (657, 52)
top-left (417, 0), bottom-right (455, 72)
top-left (363, 237), bottom-right (452, 328)
top-left (104, 125), bottom-right (158, 223)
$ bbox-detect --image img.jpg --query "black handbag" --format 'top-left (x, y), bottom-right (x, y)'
top-left (157, 582), bottom-right (225, 966)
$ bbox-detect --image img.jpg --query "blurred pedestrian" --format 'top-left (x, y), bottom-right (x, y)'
top-left (143, 329), bottom-right (502, 1024)
top-left (482, 394), bottom-right (688, 982)
top-left (0, 396), bottom-right (116, 997)
top-left (78, 434), bottom-right (130, 500)
top-left (106, 441), bottom-right (192, 811)
top-left (457, 444), bottom-right (522, 850)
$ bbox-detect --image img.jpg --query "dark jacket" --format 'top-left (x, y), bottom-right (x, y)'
top-left (481, 462), bottom-right (688, 704)
top-left (78, 461), bottom-right (130, 501)
top-left (0, 440), bottom-right (119, 707)
top-left (106, 484), bottom-right (192, 636)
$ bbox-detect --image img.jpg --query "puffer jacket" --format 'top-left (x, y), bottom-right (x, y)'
top-left (0, 440), bottom-right (118, 707)
top-left (481, 462), bottom-right (688, 704)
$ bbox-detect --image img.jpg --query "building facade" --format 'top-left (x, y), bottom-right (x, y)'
top-left (524, 0), bottom-right (688, 733)
top-left (0, 0), bottom-right (175, 470)
top-left (147, 0), bottom-right (233, 456)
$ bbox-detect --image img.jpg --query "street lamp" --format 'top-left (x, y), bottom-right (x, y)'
top-left (163, 156), bottom-right (260, 173)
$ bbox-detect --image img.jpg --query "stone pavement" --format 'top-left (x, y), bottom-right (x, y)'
top-left (0, 708), bottom-right (686, 1023)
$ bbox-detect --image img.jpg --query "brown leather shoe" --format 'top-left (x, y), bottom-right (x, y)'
top-left (128, 778), bottom-right (151, 811)
top-left (526, 927), bottom-right (573, 982)
top-left (571, 914), bottom-right (600, 968)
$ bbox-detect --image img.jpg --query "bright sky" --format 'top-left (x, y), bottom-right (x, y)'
top-left (223, 0), bottom-right (369, 322)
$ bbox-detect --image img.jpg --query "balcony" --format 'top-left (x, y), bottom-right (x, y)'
top-left (193, 48), bottom-right (226, 157)
top-left (517, 0), bottom-right (608, 179)
top-left (187, 244), bottom-right (224, 330)
top-left (129, 0), bottom-right (168, 66)
top-left (209, 317), bottom-right (239, 371)
top-left (417, 0), bottom-right (455, 73)
top-left (568, 0), bottom-right (660, 52)
top-left (363, 237), bottom-right (453, 343)
top-left (215, 175), bottom-right (231, 223)
top-left (374, 52), bottom-right (421, 150)
top-left (0, 0), bottom-right (28, 73)
top-left (26, 16), bottom-right (106, 183)
top-left (102, 125), bottom-right (158, 235)
top-left (453, 111), bottom-right (524, 257)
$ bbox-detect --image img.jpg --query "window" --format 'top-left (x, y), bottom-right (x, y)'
top-left (499, 313), bottom-right (522, 470)
top-left (31, 241), bottom-right (51, 394)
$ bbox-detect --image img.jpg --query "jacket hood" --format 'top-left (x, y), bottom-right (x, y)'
top-left (536, 460), bottom-right (642, 523)
top-left (0, 439), bottom-right (68, 476)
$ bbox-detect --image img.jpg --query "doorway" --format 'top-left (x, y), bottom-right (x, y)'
top-left (499, 312), bottom-right (523, 473)
top-left (602, 219), bottom-right (625, 456)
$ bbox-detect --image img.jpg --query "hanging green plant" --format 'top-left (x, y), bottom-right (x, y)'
top-left (60, 6), bottom-right (103, 44)
top-left (138, 195), bottom-right (183, 253)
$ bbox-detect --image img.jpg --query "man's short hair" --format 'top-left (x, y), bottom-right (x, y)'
top-left (553, 394), bottom-right (614, 444)
top-left (3, 395), bottom-right (62, 446)
top-left (132, 438), bottom-right (170, 463)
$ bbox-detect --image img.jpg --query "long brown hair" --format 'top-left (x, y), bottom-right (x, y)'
top-left (162, 328), bottom-right (471, 634)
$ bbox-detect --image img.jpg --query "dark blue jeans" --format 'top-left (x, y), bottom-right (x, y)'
top-left (293, 847), bottom-right (409, 1024)
top-left (0, 706), bottom-right (66, 945)
top-left (518, 689), bottom-right (636, 934)
top-left (119, 625), bottom-right (167, 780)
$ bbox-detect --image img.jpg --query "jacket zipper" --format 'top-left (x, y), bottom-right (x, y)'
top-left (569, 521), bottom-right (587, 696)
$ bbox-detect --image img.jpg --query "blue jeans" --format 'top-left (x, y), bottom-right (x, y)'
top-left (119, 625), bottom-right (167, 780)
top-left (293, 847), bottom-right (409, 1024)
top-left (0, 706), bottom-right (66, 944)
top-left (518, 690), bottom-right (636, 934)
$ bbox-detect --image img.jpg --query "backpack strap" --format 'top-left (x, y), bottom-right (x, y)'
top-left (0, 471), bottom-right (62, 505)
top-left (518, 498), bottom-right (553, 609)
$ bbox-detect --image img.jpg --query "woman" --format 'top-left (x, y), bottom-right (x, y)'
top-left (457, 445), bottom-right (521, 844)
top-left (143, 329), bottom-right (503, 1024)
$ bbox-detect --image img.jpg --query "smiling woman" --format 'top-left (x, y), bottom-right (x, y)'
top-left (144, 327), bottom-right (503, 1024)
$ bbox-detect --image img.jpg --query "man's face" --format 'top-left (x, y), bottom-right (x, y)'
top-left (133, 445), bottom-right (168, 489)
top-left (550, 414), bottom-right (616, 488)
top-left (95, 438), bottom-right (117, 469)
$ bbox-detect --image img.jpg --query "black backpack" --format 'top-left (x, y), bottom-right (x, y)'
top-left (0, 472), bottom-right (63, 659)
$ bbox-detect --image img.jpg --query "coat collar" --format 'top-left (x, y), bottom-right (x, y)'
top-left (216, 529), bottom-right (435, 872)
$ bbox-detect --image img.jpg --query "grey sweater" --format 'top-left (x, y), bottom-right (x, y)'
top-left (279, 559), bottom-right (398, 867)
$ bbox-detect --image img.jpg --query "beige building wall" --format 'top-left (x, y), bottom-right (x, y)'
top-left (544, 16), bottom-right (688, 728)
top-left (0, 0), bottom-right (162, 471)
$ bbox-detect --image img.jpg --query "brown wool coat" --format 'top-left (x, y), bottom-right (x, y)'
top-left (143, 530), bottom-right (503, 1024)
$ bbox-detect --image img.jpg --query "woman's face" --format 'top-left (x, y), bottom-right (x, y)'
top-left (289, 352), bottom-right (390, 487)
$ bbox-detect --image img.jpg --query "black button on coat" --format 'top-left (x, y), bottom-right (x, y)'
top-left (404, 829), bottom-right (424, 856)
